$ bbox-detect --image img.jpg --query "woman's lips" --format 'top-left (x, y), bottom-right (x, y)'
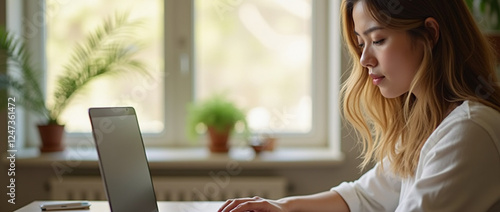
top-left (369, 74), bottom-right (385, 86)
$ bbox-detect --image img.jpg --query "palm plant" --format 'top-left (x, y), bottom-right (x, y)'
top-left (0, 13), bottom-right (148, 125)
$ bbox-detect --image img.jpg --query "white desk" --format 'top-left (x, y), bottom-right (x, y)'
top-left (15, 201), bottom-right (224, 212)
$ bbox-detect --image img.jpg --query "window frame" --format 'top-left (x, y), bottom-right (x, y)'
top-left (162, 0), bottom-right (333, 147)
top-left (15, 0), bottom-right (341, 149)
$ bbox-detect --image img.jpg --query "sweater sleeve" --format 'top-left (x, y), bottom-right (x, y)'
top-left (395, 120), bottom-right (500, 212)
top-left (331, 159), bottom-right (401, 212)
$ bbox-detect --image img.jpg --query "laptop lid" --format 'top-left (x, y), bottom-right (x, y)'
top-left (89, 107), bottom-right (158, 212)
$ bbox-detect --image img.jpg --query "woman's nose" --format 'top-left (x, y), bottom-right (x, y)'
top-left (360, 47), bottom-right (377, 68)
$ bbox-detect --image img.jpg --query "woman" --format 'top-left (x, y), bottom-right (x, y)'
top-left (218, 0), bottom-right (500, 211)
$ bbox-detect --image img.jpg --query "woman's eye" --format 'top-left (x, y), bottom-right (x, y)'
top-left (373, 39), bottom-right (385, 45)
top-left (357, 39), bottom-right (384, 49)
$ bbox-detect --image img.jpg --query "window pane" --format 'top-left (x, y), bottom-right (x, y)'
top-left (46, 0), bottom-right (164, 133)
top-left (195, 0), bottom-right (312, 134)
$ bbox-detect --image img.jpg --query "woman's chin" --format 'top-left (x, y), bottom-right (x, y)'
top-left (379, 88), bottom-right (406, 99)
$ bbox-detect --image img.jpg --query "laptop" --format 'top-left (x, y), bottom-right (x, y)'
top-left (89, 107), bottom-right (159, 212)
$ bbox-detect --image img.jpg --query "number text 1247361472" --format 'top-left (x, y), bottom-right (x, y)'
top-left (7, 97), bottom-right (16, 205)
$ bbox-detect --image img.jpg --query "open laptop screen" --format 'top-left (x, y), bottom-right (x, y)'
top-left (89, 107), bottom-right (158, 212)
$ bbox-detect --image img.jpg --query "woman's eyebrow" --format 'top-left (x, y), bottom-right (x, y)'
top-left (354, 26), bottom-right (384, 36)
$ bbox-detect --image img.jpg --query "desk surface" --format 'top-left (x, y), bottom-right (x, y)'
top-left (15, 201), bottom-right (224, 212)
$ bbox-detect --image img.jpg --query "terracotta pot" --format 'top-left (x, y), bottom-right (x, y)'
top-left (249, 136), bottom-right (277, 154)
top-left (207, 126), bottom-right (232, 153)
top-left (37, 124), bottom-right (65, 152)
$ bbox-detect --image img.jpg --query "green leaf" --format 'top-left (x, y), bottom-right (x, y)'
top-left (0, 27), bottom-right (49, 119)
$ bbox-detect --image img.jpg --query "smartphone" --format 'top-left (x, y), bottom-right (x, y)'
top-left (40, 201), bottom-right (91, 211)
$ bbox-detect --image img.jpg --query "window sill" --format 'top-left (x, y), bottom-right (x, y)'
top-left (15, 147), bottom-right (345, 170)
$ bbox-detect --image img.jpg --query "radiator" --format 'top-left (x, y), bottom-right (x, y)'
top-left (49, 176), bottom-right (287, 201)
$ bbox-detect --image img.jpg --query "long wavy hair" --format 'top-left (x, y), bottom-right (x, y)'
top-left (341, 0), bottom-right (500, 178)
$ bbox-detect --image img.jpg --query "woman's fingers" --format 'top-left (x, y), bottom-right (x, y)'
top-left (218, 197), bottom-right (261, 212)
top-left (233, 199), bottom-right (284, 212)
top-left (218, 196), bottom-right (285, 212)
top-left (217, 199), bottom-right (233, 212)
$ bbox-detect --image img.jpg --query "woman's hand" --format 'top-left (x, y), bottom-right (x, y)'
top-left (218, 191), bottom-right (349, 212)
top-left (218, 196), bottom-right (288, 212)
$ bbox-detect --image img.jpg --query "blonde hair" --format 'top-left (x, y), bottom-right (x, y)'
top-left (340, 0), bottom-right (500, 178)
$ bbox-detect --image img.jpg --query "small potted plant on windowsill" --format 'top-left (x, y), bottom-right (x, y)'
top-left (187, 94), bottom-right (248, 153)
top-left (0, 13), bottom-right (149, 152)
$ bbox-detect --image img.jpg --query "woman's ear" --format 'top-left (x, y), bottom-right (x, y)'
top-left (424, 17), bottom-right (440, 46)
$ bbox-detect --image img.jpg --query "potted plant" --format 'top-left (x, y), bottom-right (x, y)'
top-left (0, 13), bottom-right (148, 152)
top-left (187, 95), bottom-right (248, 153)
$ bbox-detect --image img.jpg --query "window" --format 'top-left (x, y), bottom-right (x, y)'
top-left (46, 0), bottom-right (164, 134)
top-left (35, 0), bottom-right (336, 147)
top-left (195, 0), bottom-right (312, 134)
